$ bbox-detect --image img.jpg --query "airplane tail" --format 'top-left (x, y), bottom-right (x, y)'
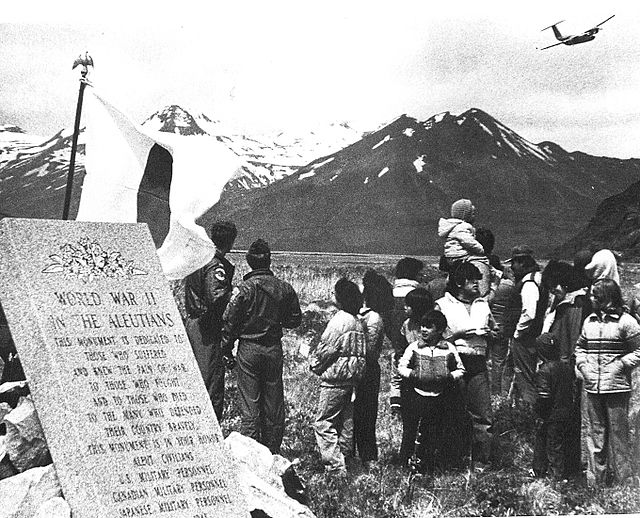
top-left (541, 20), bottom-right (565, 41)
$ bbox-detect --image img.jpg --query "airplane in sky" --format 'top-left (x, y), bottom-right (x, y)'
top-left (540, 15), bottom-right (615, 50)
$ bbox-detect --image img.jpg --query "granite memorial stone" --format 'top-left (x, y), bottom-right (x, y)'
top-left (0, 218), bottom-right (249, 518)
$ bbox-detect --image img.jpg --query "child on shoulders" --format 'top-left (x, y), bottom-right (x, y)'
top-left (438, 198), bottom-right (484, 268)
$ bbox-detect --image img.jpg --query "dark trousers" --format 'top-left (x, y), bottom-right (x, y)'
top-left (488, 335), bottom-right (510, 396)
top-left (236, 341), bottom-right (285, 454)
top-left (353, 362), bottom-right (380, 462)
top-left (533, 419), bottom-right (573, 478)
top-left (585, 391), bottom-right (633, 486)
top-left (512, 335), bottom-right (538, 406)
top-left (402, 386), bottom-right (468, 470)
top-left (185, 317), bottom-right (225, 420)
top-left (399, 380), bottom-right (420, 463)
top-left (462, 368), bottom-right (493, 464)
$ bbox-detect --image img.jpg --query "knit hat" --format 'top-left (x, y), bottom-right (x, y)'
top-left (450, 199), bottom-right (475, 222)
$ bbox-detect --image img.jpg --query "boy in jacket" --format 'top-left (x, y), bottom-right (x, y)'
top-left (398, 310), bottom-right (465, 472)
top-left (310, 278), bottom-right (367, 475)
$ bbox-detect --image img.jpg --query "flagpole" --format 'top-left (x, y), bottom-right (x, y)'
top-left (62, 53), bottom-right (93, 220)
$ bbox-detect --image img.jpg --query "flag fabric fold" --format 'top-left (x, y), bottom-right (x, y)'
top-left (77, 87), bottom-right (243, 280)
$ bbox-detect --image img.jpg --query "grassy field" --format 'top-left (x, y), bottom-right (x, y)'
top-left (211, 253), bottom-right (640, 517)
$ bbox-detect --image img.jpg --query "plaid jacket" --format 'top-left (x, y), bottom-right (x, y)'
top-left (575, 311), bottom-right (640, 393)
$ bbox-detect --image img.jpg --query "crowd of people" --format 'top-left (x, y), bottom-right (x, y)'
top-left (3, 207), bottom-right (639, 490)
top-left (183, 207), bottom-right (640, 488)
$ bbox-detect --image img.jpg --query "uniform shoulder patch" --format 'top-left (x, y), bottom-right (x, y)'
top-left (213, 266), bottom-right (227, 282)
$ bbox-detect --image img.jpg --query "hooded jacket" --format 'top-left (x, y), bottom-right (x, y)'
top-left (309, 310), bottom-right (366, 385)
top-left (585, 249), bottom-right (620, 285)
top-left (575, 310), bottom-right (640, 393)
top-left (437, 218), bottom-right (484, 259)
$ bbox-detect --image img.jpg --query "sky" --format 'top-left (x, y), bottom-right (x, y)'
top-left (2, 0), bottom-right (639, 158)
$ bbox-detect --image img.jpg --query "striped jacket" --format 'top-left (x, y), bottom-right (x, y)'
top-left (575, 310), bottom-right (640, 393)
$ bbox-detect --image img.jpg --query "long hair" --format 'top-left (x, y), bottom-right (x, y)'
top-left (362, 270), bottom-right (394, 314)
top-left (405, 288), bottom-right (434, 321)
top-left (334, 278), bottom-right (363, 316)
top-left (591, 278), bottom-right (624, 314)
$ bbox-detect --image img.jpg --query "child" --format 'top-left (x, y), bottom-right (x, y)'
top-left (309, 278), bottom-right (367, 475)
top-left (394, 288), bottom-right (434, 463)
top-left (397, 310), bottom-right (465, 472)
top-left (575, 279), bottom-right (640, 487)
top-left (532, 333), bottom-right (575, 479)
top-left (438, 198), bottom-right (484, 267)
top-left (355, 270), bottom-right (391, 468)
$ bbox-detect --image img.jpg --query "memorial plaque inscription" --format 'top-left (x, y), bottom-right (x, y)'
top-left (0, 218), bottom-right (249, 518)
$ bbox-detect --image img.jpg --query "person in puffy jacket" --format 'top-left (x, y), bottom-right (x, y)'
top-left (310, 278), bottom-right (367, 475)
top-left (575, 279), bottom-right (640, 486)
top-left (438, 198), bottom-right (484, 266)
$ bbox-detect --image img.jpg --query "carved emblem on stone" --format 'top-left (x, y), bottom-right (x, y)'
top-left (42, 238), bottom-right (148, 282)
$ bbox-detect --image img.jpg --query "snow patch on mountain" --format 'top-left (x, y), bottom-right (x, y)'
top-left (372, 135), bottom-right (391, 150)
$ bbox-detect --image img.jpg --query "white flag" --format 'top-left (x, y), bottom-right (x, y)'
top-left (77, 86), bottom-right (243, 280)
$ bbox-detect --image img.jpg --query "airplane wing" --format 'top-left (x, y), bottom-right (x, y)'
top-left (595, 14), bottom-right (615, 27)
top-left (539, 41), bottom-right (565, 50)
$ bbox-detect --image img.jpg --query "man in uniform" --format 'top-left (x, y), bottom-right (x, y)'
top-left (221, 239), bottom-right (301, 453)
top-left (184, 221), bottom-right (237, 420)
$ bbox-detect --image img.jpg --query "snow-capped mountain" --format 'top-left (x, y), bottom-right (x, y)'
top-left (3, 107), bottom-right (639, 255)
top-left (0, 126), bottom-right (84, 218)
top-left (0, 105), bottom-right (362, 219)
top-left (204, 108), bottom-right (640, 256)
top-left (141, 105), bottom-right (363, 191)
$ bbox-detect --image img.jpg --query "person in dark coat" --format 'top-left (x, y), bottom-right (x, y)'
top-left (183, 221), bottom-right (237, 420)
top-left (532, 333), bottom-right (575, 479)
top-left (221, 239), bottom-right (301, 453)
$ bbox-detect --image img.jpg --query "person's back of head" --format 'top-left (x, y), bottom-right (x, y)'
top-left (394, 257), bottom-right (424, 281)
top-left (542, 260), bottom-right (579, 292)
top-left (246, 239), bottom-right (271, 270)
top-left (585, 249), bottom-right (620, 285)
top-left (405, 288), bottom-right (434, 321)
top-left (362, 269), bottom-right (394, 314)
top-left (334, 278), bottom-right (363, 316)
top-left (210, 221), bottom-right (237, 253)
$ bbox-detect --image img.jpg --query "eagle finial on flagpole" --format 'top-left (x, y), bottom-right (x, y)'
top-left (62, 52), bottom-right (94, 220)
top-left (72, 51), bottom-right (94, 78)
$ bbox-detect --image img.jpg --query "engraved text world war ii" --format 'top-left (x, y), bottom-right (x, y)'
top-left (0, 218), bottom-right (249, 518)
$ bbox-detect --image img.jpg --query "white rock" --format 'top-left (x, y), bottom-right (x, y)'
top-left (0, 464), bottom-right (62, 518)
top-left (34, 496), bottom-right (70, 518)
